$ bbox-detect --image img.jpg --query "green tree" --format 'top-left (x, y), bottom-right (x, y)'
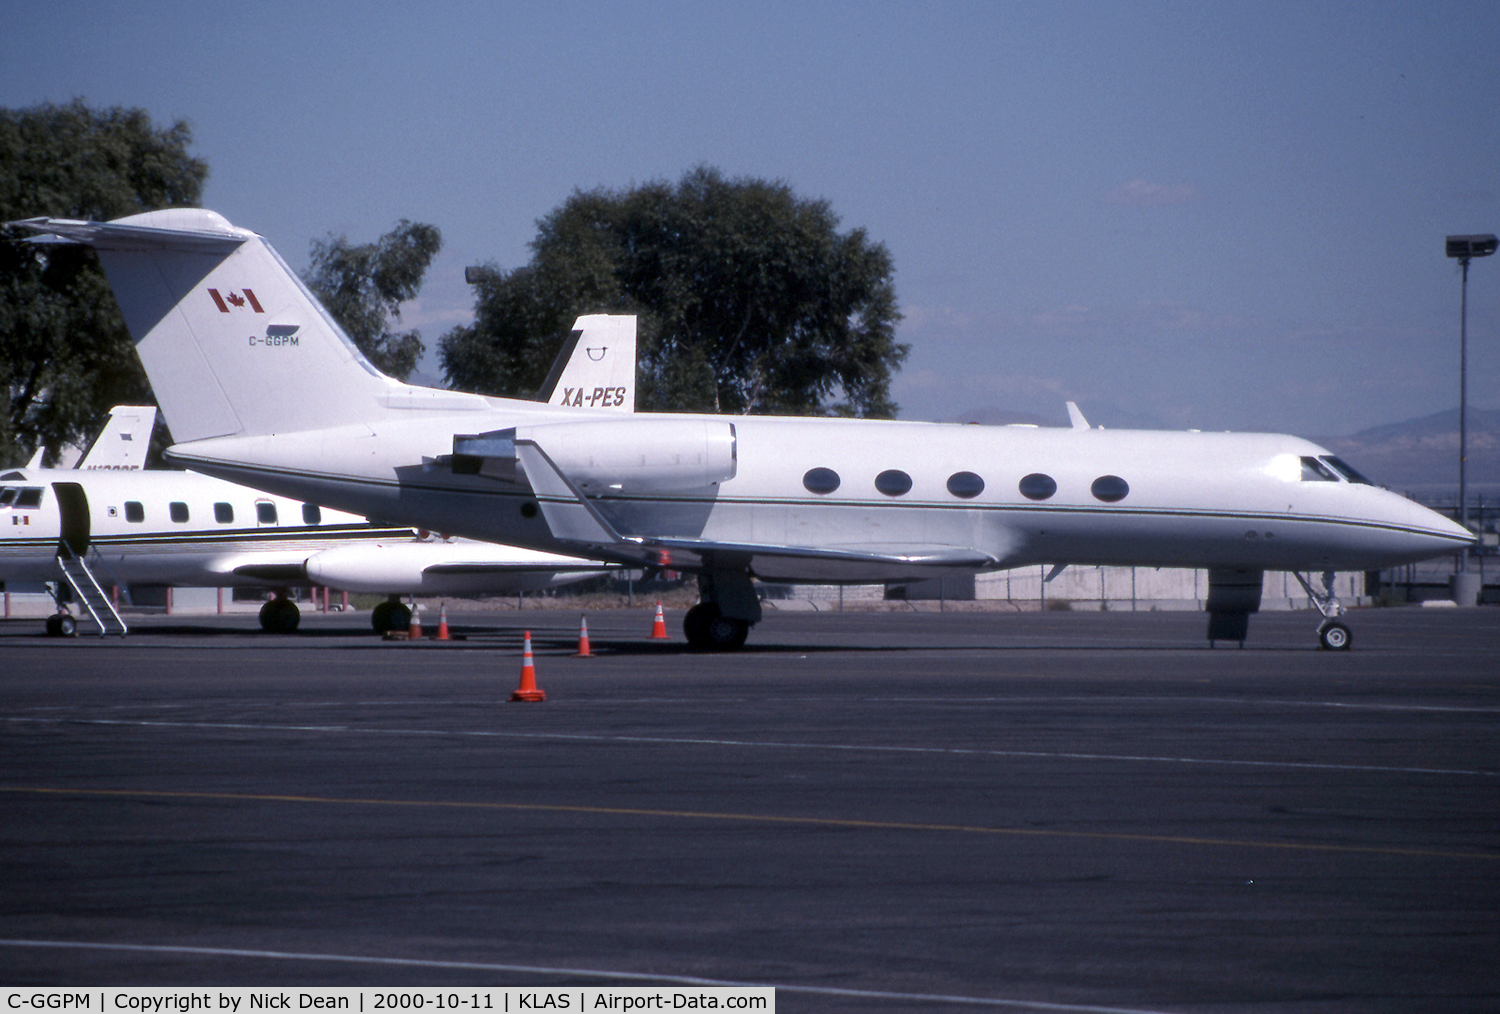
top-left (440, 166), bottom-right (906, 416)
top-left (304, 220), bottom-right (442, 381)
top-left (0, 99), bottom-right (208, 466)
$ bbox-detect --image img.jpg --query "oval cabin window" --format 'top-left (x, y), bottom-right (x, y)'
top-left (803, 467), bottom-right (841, 495)
top-left (1091, 475), bottom-right (1130, 503)
top-left (1018, 473), bottom-right (1057, 501)
top-left (874, 469), bottom-right (913, 496)
top-left (946, 471), bottom-right (985, 498)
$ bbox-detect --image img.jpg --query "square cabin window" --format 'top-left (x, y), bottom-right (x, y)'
top-left (256, 501), bottom-right (278, 525)
top-left (124, 501), bottom-right (145, 523)
top-left (214, 502), bottom-right (234, 524)
top-left (169, 501), bottom-right (189, 523)
top-left (302, 503), bottom-right (322, 525)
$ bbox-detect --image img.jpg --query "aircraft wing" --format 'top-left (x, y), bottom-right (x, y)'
top-left (514, 440), bottom-right (996, 582)
top-left (634, 538), bottom-right (997, 583)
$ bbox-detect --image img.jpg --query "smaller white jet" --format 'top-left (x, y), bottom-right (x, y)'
top-left (0, 323), bottom-right (636, 636)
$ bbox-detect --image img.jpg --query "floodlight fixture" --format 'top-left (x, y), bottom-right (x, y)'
top-left (1446, 234), bottom-right (1498, 260)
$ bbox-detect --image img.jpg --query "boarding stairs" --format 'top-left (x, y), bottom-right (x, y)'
top-left (55, 545), bottom-right (128, 637)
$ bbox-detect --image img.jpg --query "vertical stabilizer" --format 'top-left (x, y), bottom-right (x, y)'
top-left (539, 315), bottom-right (638, 411)
top-left (76, 406), bottom-right (156, 470)
top-left (9, 211), bottom-right (442, 443)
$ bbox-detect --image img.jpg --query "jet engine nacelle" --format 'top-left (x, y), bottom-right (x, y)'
top-left (302, 540), bottom-right (591, 595)
top-left (455, 418), bottom-right (738, 493)
top-left (304, 541), bottom-right (447, 592)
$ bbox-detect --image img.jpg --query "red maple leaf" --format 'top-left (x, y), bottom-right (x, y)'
top-left (226, 292), bottom-right (246, 307)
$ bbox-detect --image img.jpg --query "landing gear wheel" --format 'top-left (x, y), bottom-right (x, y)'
top-left (258, 597), bottom-right (301, 633)
top-left (683, 602), bottom-right (712, 648)
top-left (46, 613), bottom-right (77, 637)
top-left (371, 600), bottom-right (394, 633)
top-left (1318, 620), bottom-right (1351, 651)
top-left (683, 602), bottom-right (749, 651)
top-left (370, 599), bottom-right (413, 634)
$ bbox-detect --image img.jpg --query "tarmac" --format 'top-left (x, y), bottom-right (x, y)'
top-left (1, 605), bottom-right (1497, 1012)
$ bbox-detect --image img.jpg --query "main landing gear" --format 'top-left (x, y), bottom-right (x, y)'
top-left (1294, 570), bottom-right (1352, 651)
top-left (683, 601), bottom-right (750, 650)
top-left (258, 592), bottom-right (301, 633)
top-left (683, 565), bottom-right (760, 651)
top-left (369, 595), bottom-right (413, 634)
top-left (45, 611), bottom-right (78, 638)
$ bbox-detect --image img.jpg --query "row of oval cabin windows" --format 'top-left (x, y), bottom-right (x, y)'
top-left (116, 501), bottom-right (322, 525)
top-left (802, 468), bottom-right (1130, 503)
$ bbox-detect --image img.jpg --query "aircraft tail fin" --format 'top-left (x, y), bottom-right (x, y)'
top-left (9, 210), bottom-right (485, 444)
top-left (76, 406), bottom-right (156, 470)
top-left (538, 315), bottom-right (637, 412)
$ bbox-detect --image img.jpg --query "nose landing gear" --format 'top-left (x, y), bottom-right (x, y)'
top-left (1296, 571), bottom-right (1353, 651)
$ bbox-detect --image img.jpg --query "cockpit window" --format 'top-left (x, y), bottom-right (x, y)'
top-left (1300, 456), bottom-right (1340, 482)
top-left (10, 487), bottom-right (43, 509)
top-left (0, 487), bottom-right (15, 507)
top-left (1321, 456), bottom-right (1373, 485)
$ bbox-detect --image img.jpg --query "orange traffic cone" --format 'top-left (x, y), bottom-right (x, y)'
top-left (436, 603), bottom-right (450, 641)
top-left (408, 603), bottom-right (422, 640)
top-left (510, 631), bottom-right (546, 702)
top-left (650, 600), bottom-right (669, 639)
top-left (574, 615), bottom-right (593, 657)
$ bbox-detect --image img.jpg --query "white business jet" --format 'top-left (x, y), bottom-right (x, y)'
top-left (0, 325), bottom-right (633, 636)
top-left (9, 210), bottom-right (1473, 650)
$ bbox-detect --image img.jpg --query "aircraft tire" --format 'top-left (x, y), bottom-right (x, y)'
top-left (706, 613), bottom-right (749, 651)
top-left (57, 614), bottom-right (77, 637)
top-left (1318, 620), bottom-right (1351, 651)
top-left (683, 603), bottom-right (712, 648)
top-left (259, 598), bottom-right (301, 634)
top-left (684, 602), bottom-right (748, 651)
top-left (370, 601), bottom-right (394, 633)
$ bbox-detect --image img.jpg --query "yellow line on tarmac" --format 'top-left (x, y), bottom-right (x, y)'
top-left (4, 785), bottom-right (1495, 861)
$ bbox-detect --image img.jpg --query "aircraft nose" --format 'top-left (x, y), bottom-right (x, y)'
top-left (1397, 496), bottom-right (1475, 558)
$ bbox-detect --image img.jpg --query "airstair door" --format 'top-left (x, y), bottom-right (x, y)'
top-left (51, 482), bottom-right (90, 555)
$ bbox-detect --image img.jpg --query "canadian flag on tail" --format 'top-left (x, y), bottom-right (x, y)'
top-left (207, 288), bottom-right (264, 313)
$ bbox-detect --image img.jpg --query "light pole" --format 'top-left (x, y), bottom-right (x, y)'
top-left (1444, 234), bottom-right (1496, 596)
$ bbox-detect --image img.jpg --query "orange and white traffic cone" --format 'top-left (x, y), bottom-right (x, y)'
top-left (650, 600), bottom-right (669, 639)
top-left (408, 603), bottom-right (422, 640)
top-left (510, 631), bottom-right (546, 702)
top-left (436, 603), bottom-right (450, 641)
top-left (574, 615), bottom-right (592, 657)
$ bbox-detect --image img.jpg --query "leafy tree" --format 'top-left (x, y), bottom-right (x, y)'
top-left (0, 99), bottom-right (208, 466)
top-left (304, 220), bottom-right (442, 381)
top-left (440, 166), bottom-right (906, 416)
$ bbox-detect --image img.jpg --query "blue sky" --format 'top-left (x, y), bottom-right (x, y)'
top-left (6, 0), bottom-right (1500, 436)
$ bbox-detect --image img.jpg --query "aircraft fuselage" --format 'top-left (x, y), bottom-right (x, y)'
top-left (163, 409), bottom-right (1469, 583)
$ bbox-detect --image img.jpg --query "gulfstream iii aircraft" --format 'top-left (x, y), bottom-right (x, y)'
top-left (0, 316), bottom-right (633, 636)
top-left (10, 210), bottom-right (1474, 650)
